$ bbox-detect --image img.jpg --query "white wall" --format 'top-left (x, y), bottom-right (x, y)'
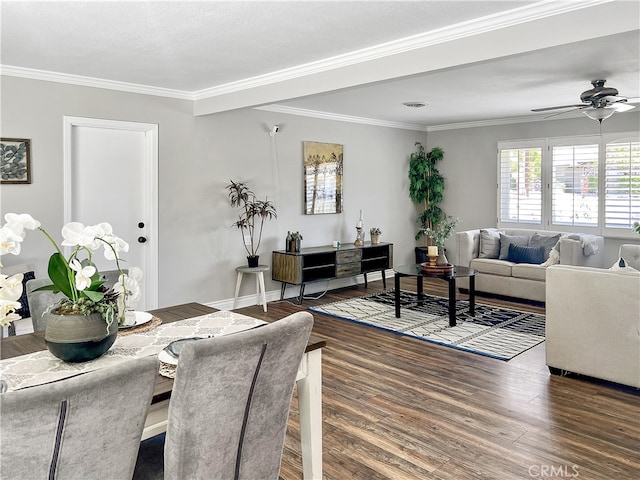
top-left (0, 76), bottom-right (427, 308)
top-left (427, 113), bottom-right (640, 266)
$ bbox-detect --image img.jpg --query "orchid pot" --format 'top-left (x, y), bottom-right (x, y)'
top-left (44, 309), bottom-right (118, 362)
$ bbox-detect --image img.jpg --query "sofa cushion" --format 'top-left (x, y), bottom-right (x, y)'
top-left (478, 229), bottom-right (501, 258)
top-left (507, 244), bottom-right (545, 264)
top-left (530, 233), bottom-right (561, 260)
top-left (512, 263), bottom-right (547, 281)
top-left (499, 233), bottom-right (530, 260)
top-left (470, 258), bottom-right (513, 276)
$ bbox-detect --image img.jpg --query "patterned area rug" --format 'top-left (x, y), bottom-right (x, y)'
top-left (308, 290), bottom-right (545, 360)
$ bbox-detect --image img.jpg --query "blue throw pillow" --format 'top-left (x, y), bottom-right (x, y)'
top-left (507, 244), bottom-right (545, 264)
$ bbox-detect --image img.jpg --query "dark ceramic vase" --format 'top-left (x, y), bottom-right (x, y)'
top-left (44, 311), bottom-right (118, 363)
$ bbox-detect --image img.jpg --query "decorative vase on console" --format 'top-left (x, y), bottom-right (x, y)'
top-left (286, 231), bottom-right (303, 253)
top-left (0, 213), bottom-right (142, 362)
top-left (370, 227), bottom-right (382, 245)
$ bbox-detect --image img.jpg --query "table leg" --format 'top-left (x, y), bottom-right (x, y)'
top-left (417, 276), bottom-right (424, 305)
top-left (469, 274), bottom-right (476, 317)
top-left (395, 273), bottom-right (401, 318)
top-left (298, 284), bottom-right (306, 305)
top-left (448, 277), bottom-right (456, 327)
top-left (280, 282), bottom-right (286, 301)
top-left (233, 272), bottom-right (243, 310)
top-left (364, 272), bottom-right (368, 288)
top-left (381, 269), bottom-right (386, 289)
top-left (297, 349), bottom-right (323, 480)
top-left (258, 272), bottom-right (267, 312)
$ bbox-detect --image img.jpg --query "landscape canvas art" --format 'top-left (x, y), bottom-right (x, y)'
top-left (304, 141), bottom-right (343, 214)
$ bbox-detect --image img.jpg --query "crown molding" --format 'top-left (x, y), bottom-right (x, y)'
top-left (258, 103), bottom-right (634, 132)
top-left (0, 65), bottom-right (193, 100)
top-left (254, 105), bottom-right (429, 132)
top-left (194, 0), bottom-right (611, 100)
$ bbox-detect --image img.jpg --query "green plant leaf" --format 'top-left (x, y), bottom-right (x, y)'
top-left (47, 253), bottom-right (73, 298)
top-left (82, 290), bottom-right (104, 303)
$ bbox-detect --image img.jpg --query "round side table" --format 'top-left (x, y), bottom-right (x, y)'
top-left (233, 265), bottom-right (270, 312)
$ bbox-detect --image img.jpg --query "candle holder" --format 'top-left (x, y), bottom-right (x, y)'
top-left (428, 254), bottom-right (438, 267)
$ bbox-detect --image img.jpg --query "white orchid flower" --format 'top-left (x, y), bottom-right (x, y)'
top-left (114, 267), bottom-right (142, 314)
top-left (0, 300), bottom-right (22, 327)
top-left (61, 222), bottom-right (101, 250)
top-left (100, 233), bottom-right (129, 260)
top-left (0, 226), bottom-right (25, 256)
top-left (3, 213), bottom-right (41, 237)
top-left (69, 259), bottom-right (96, 291)
top-left (0, 273), bottom-right (24, 302)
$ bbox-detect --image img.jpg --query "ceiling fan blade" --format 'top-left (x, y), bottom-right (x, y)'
top-left (543, 107), bottom-right (586, 119)
top-left (531, 104), bottom-right (588, 112)
top-left (611, 102), bottom-right (636, 112)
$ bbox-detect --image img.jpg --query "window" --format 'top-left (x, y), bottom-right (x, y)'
top-left (551, 142), bottom-right (598, 227)
top-left (604, 140), bottom-right (640, 229)
top-left (498, 143), bottom-right (542, 225)
top-left (498, 133), bottom-right (639, 238)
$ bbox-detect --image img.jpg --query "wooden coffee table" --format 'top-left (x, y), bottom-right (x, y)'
top-left (393, 264), bottom-right (476, 327)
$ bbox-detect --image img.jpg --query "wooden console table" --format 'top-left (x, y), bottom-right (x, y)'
top-left (272, 242), bottom-right (393, 303)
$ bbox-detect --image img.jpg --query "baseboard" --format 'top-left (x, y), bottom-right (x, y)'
top-left (208, 268), bottom-right (394, 311)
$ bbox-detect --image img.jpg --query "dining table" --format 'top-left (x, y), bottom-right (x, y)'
top-left (0, 302), bottom-right (326, 480)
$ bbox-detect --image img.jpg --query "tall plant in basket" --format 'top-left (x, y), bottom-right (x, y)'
top-left (408, 142), bottom-right (447, 263)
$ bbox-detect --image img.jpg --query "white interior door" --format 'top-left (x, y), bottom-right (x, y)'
top-left (63, 117), bottom-right (158, 310)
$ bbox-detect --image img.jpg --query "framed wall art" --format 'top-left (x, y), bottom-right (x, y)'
top-left (1, 138), bottom-right (31, 184)
top-left (303, 141), bottom-right (343, 215)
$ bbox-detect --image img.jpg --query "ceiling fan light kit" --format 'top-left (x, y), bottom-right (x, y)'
top-left (583, 107), bottom-right (616, 122)
top-left (532, 79), bottom-right (638, 123)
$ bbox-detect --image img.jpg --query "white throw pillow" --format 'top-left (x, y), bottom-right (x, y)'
top-left (609, 257), bottom-right (640, 274)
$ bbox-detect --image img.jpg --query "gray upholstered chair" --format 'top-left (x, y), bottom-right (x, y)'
top-left (100, 269), bottom-right (126, 289)
top-left (133, 311), bottom-right (314, 480)
top-left (0, 355), bottom-right (159, 480)
top-left (25, 278), bottom-right (64, 332)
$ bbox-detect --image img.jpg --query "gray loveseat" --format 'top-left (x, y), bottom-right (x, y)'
top-left (455, 228), bottom-right (604, 302)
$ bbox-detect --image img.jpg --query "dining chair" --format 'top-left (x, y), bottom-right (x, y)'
top-left (0, 355), bottom-right (160, 480)
top-left (133, 311), bottom-right (314, 480)
top-left (25, 277), bottom-right (64, 331)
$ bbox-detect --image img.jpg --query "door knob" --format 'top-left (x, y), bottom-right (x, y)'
top-left (138, 236), bottom-right (147, 243)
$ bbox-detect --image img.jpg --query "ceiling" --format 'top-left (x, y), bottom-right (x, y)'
top-left (1, 1), bottom-right (639, 129)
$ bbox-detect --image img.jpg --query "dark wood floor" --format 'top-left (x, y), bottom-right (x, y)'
top-left (234, 278), bottom-right (640, 480)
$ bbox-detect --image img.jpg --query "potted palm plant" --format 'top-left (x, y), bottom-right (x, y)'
top-left (408, 142), bottom-right (446, 263)
top-left (227, 180), bottom-right (277, 267)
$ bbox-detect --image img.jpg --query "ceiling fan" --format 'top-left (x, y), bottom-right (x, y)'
top-left (532, 79), bottom-right (639, 122)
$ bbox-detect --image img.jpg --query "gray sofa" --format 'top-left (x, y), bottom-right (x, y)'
top-left (455, 228), bottom-right (604, 302)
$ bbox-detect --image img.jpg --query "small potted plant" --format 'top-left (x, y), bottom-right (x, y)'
top-left (286, 231), bottom-right (303, 252)
top-left (419, 215), bottom-right (459, 265)
top-left (370, 227), bottom-right (382, 244)
top-left (227, 180), bottom-right (277, 267)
